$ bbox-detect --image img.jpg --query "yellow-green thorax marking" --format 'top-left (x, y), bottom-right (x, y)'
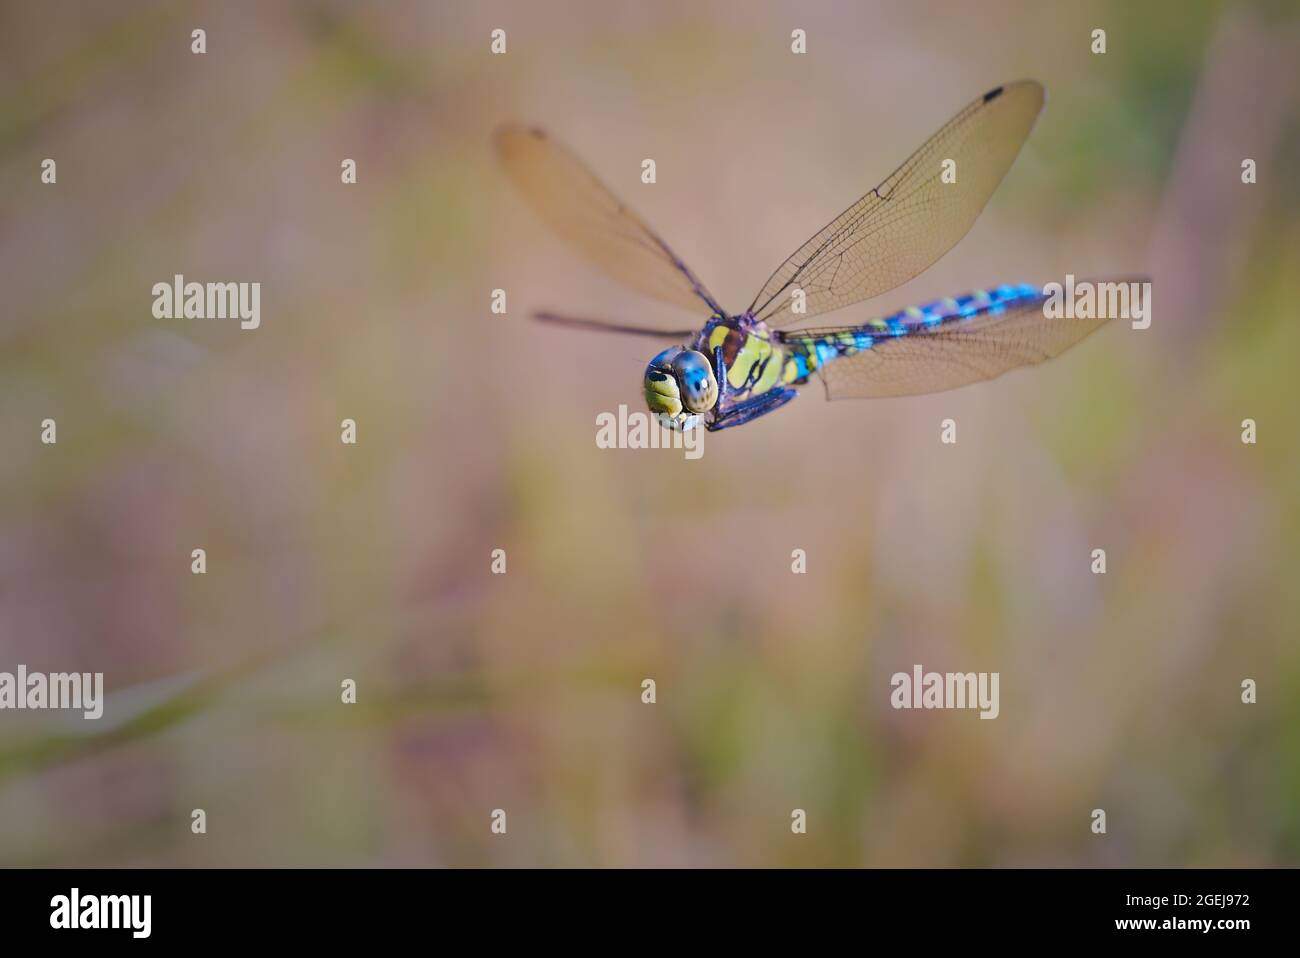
top-left (698, 317), bottom-right (867, 401)
top-left (700, 320), bottom-right (788, 402)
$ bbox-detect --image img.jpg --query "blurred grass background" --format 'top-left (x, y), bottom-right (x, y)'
top-left (1, 0), bottom-right (1298, 866)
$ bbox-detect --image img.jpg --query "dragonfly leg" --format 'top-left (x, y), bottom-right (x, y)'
top-left (713, 344), bottom-right (728, 410)
top-left (708, 387), bottom-right (797, 431)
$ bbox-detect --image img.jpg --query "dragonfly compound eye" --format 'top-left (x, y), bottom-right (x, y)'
top-left (672, 350), bottom-right (718, 414)
top-left (644, 350), bottom-right (684, 419)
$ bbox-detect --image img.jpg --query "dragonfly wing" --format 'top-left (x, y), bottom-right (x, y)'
top-left (494, 125), bottom-right (723, 321)
top-left (534, 311), bottom-right (695, 338)
top-left (750, 81), bottom-right (1045, 328)
top-left (779, 284), bottom-right (1111, 400)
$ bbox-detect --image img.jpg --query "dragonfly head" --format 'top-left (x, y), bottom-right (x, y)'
top-left (644, 347), bottom-right (717, 430)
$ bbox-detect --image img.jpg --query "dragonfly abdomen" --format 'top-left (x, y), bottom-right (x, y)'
top-left (781, 282), bottom-right (1046, 384)
top-left (781, 329), bottom-right (874, 384)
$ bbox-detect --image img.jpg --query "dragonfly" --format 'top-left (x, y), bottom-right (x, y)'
top-left (495, 80), bottom-right (1117, 432)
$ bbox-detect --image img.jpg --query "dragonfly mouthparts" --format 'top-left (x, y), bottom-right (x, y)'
top-left (658, 413), bottom-right (703, 432)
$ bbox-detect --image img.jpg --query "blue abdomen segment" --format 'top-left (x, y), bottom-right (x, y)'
top-left (780, 282), bottom-right (1043, 383)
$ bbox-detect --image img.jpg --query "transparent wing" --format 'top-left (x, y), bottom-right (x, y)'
top-left (534, 311), bottom-right (695, 339)
top-left (750, 81), bottom-right (1045, 328)
top-left (782, 287), bottom-right (1111, 400)
top-left (494, 125), bottom-right (723, 322)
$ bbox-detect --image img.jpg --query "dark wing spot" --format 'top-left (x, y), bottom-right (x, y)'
top-left (983, 86), bottom-right (1004, 103)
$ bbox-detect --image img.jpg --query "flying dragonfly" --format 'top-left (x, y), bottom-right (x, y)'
top-left (495, 81), bottom-right (1120, 432)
